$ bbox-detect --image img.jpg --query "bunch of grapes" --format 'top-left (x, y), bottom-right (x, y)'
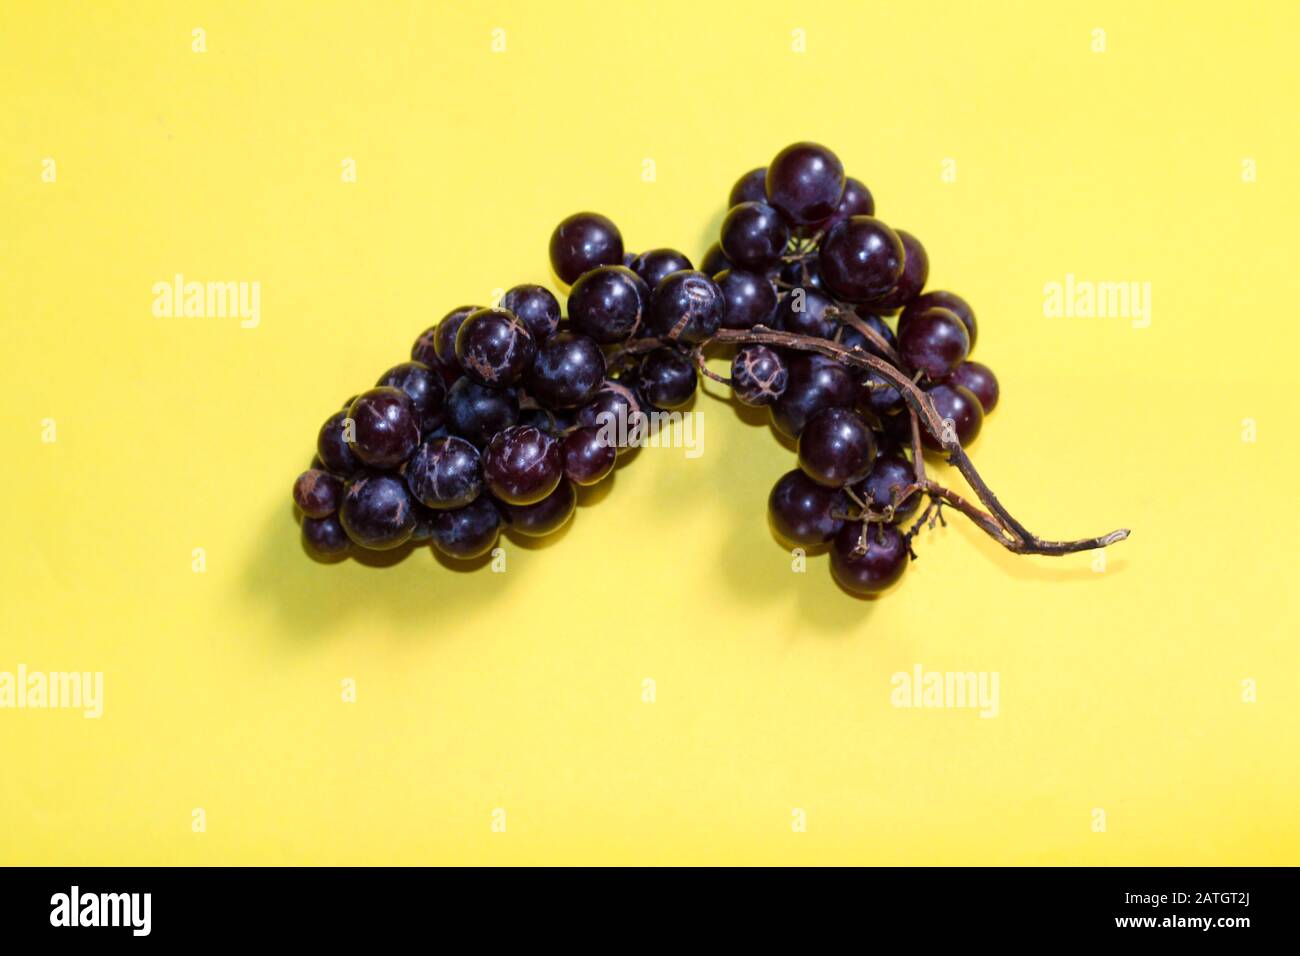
top-left (293, 141), bottom-right (1125, 594)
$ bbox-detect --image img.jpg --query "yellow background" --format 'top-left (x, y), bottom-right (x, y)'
top-left (3, 1), bottom-right (1298, 865)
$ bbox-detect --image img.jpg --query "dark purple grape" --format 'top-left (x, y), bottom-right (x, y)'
top-left (347, 387), bottom-right (420, 468)
top-left (302, 514), bottom-right (350, 558)
top-left (774, 285), bottom-right (839, 339)
top-left (505, 479), bottom-right (576, 537)
top-left (902, 291), bottom-right (977, 349)
top-left (768, 469), bottom-right (847, 547)
top-left (445, 377), bottom-right (519, 446)
top-left (921, 383), bottom-right (984, 450)
top-left (731, 344), bottom-right (788, 406)
top-left (549, 212), bottom-right (624, 285)
top-left (482, 425), bottom-right (562, 506)
top-left (778, 257), bottom-right (825, 291)
top-left (765, 142), bottom-right (845, 225)
top-left (339, 472), bottom-right (416, 550)
top-left (527, 331), bottom-right (606, 408)
top-left (716, 269), bottom-right (779, 329)
top-left (455, 307), bottom-right (536, 387)
top-left (317, 410), bottom-right (362, 476)
top-left (501, 285), bottom-right (561, 344)
top-left (561, 426), bottom-right (616, 485)
top-left (720, 201), bottom-right (790, 270)
top-left (638, 348), bottom-right (698, 408)
top-left (830, 522), bottom-right (909, 594)
top-left (433, 305), bottom-right (482, 367)
top-left (293, 468), bottom-right (344, 518)
top-left (411, 327), bottom-right (461, 388)
top-left (897, 307), bottom-right (969, 379)
top-left (431, 496), bottom-right (501, 559)
top-left (568, 265), bottom-right (649, 344)
top-left (869, 230), bottom-right (928, 313)
top-left (818, 217), bottom-right (905, 303)
top-left (858, 367), bottom-right (906, 419)
top-left (577, 378), bottom-right (644, 455)
top-left (946, 361), bottom-right (999, 413)
top-left (648, 271), bottom-right (724, 344)
top-left (838, 311), bottom-right (898, 362)
top-left (630, 248), bottom-right (693, 292)
top-left (377, 361), bottom-right (447, 434)
top-left (856, 453), bottom-right (920, 523)
top-left (405, 436), bottom-right (483, 510)
top-left (699, 242), bottom-right (731, 277)
top-left (770, 354), bottom-right (857, 439)
top-left (409, 504), bottom-right (436, 542)
top-left (797, 407), bottom-right (877, 488)
top-left (728, 167), bottom-right (768, 207)
top-left (823, 176), bottom-right (875, 230)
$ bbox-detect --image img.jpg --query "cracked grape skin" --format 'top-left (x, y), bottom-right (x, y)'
top-left (339, 473), bottom-right (416, 550)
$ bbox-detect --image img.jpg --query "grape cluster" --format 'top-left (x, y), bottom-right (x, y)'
top-left (292, 140), bottom-right (1120, 595)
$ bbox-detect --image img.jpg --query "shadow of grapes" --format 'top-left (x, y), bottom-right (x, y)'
top-left (240, 499), bottom-right (519, 646)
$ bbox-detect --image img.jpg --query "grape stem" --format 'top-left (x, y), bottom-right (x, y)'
top-left (612, 326), bottom-right (1130, 557)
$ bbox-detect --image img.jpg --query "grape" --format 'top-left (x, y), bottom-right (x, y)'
top-left (797, 407), bottom-right (877, 488)
top-left (505, 479), bottom-right (576, 537)
top-left (347, 387), bottom-right (420, 468)
top-left (946, 361), bottom-right (999, 413)
top-left (728, 167), bottom-right (768, 208)
top-left (839, 311), bottom-right (897, 360)
top-left (501, 284), bottom-right (561, 344)
top-left (897, 307), bottom-right (969, 379)
top-left (716, 269), bottom-right (779, 329)
top-left (774, 285), bottom-right (839, 339)
top-left (699, 242), bottom-right (731, 277)
top-left (549, 212), bottom-right (623, 285)
top-left (858, 367), bottom-right (906, 419)
top-left (770, 353), bottom-right (857, 439)
top-left (411, 328), bottom-right (461, 388)
top-left (720, 201), bottom-right (790, 270)
top-left (302, 514), bottom-right (350, 558)
top-left (445, 377), bottom-right (519, 446)
top-left (339, 472), bottom-right (416, 550)
top-left (629, 249), bottom-right (693, 292)
top-left (765, 142), bottom-right (845, 225)
top-left (638, 348), bottom-right (698, 408)
top-left (648, 271), bottom-right (724, 344)
top-left (317, 409), bottom-right (362, 476)
top-left (856, 453), bottom-right (920, 523)
top-left (433, 305), bottom-right (482, 367)
top-left (568, 265), bottom-right (649, 344)
top-left (405, 436), bottom-right (483, 510)
top-left (527, 331), bottom-right (606, 408)
top-left (431, 496), bottom-right (501, 559)
top-left (562, 426), bottom-right (616, 485)
top-left (824, 176), bottom-right (875, 230)
top-left (293, 468), bottom-right (344, 518)
top-left (778, 257), bottom-right (825, 291)
top-left (902, 291), bottom-right (976, 349)
top-left (818, 217), bottom-right (905, 303)
top-left (482, 425), bottom-right (563, 506)
top-left (409, 504), bottom-right (436, 542)
top-left (870, 230), bottom-right (929, 313)
top-left (377, 361), bottom-right (446, 434)
top-left (731, 344), bottom-right (788, 406)
top-left (921, 383), bottom-right (983, 450)
top-left (768, 469), bottom-right (847, 546)
top-left (455, 307), bottom-right (536, 387)
top-left (577, 378), bottom-right (644, 454)
top-left (830, 522), bottom-right (909, 594)
top-left (518, 406), bottom-right (573, 434)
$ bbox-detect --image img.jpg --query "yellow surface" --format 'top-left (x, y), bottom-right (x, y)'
top-left (3, 1), bottom-right (1298, 866)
